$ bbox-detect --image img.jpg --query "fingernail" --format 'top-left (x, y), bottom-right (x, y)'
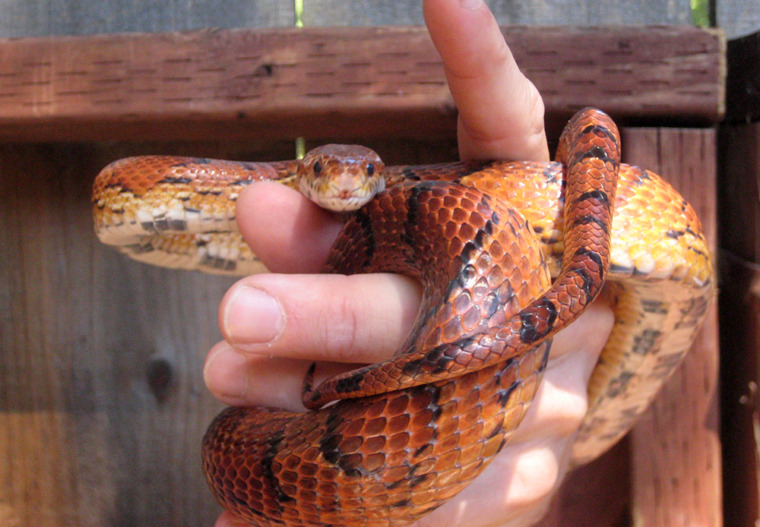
top-left (223, 285), bottom-right (284, 347)
top-left (459, 0), bottom-right (482, 9)
top-left (203, 342), bottom-right (249, 403)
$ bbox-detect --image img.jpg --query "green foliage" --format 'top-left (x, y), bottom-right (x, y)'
top-left (691, 0), bottom-right (711, 27)
top-left (295, 0), bottom-right (304, 28)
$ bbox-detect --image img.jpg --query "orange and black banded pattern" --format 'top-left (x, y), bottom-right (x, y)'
top-left (92, 108), bottom-right (714, 526)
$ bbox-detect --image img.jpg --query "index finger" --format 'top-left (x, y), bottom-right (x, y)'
top-left (424, 0), bottom-right (549, 162)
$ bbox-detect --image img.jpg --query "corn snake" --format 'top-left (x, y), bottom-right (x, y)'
top-left (92, 108), bottom-right (714, 526)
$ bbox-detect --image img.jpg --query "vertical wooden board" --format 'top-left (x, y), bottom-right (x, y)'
top-left (719, 255), bottom-right (760, 527)
top-left (0, 0), bottom-right (294, 38)
top-left (719, 124), bottom-right (760, 261)
top-left (0, 0), bottom-right (697, 37)
top-left (301, 0), bottom-right (692, 26)
top-left (718, 0), bottom-right (760, 39)
top-left (0, 143), bottom-right (250, 526)
top-left (621, 128), bottom-right (721, 527)
top-left (301, 0), bottom-right (424, 26)
top-left (0, 144), bottom-right (101, 526)
top-left (725, 30), bottom-right (760, 125)
top-left (718, 122), bottom-right (760, 526)
top-left (0, 137), bottom-right (467, 526)
top-left (484, 0), bottom-right (693, 25)
top-left (488, 0), bottom-right (691, 26)
top-left (540, 441), bottom-right (631, 526)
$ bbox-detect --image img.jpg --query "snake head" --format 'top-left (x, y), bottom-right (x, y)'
top-left (297, 144), bottom-right (386, 212)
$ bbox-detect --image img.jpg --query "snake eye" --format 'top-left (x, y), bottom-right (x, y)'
top-left (313, 161), bottom-right (322, 175)
top-left (366, 163), bottom-right (375, 176)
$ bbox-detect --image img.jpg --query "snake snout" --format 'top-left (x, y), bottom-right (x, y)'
top-left (331, 185), bottom-right (374, 211)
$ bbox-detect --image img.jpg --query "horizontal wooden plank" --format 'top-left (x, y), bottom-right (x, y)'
top-left (0, 25), bottom-right (724, 142)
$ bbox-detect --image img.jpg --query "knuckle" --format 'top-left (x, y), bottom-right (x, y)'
top-left (539, 377), bottom-right (590, 439)
top-left (526, 84), bottom-right (546, 138)
top-left (315, 285), bottom-right (362, 363)
top-left (485, 38), bottom-right (513, 75)
top-left (551, 392), bottom-right (589, 437)
top-left (518, 376), bottom-right (589, 443)
top-left (511, 446), bottom-right (561, 509)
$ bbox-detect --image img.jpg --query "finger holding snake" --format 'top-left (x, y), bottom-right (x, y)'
top-left (89, 0), bottom-right (712, 521)
top-left (204, 0), bottom-right (613, 525)
top-left (207, 300), bottom-right (612, 527)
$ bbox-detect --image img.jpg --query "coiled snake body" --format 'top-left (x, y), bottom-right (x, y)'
top-left (92, 109), bottom-right (714, 526)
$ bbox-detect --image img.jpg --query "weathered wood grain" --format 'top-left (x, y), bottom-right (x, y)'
top-left (0, 142), bottom-right (297, 526)
top-left (0, 0), bottom-right (699, 38)
top-left (540, 128), bottom-right (721, 527)
top-left (0, 10), bottom-right (726, 527)
top-left (0, 113), bottom-right (724, 527)
top-left (718, 0), bottom-right (760, 39)
top-left (0, 25), bottom-right (724, 142)
top-left (301, 0), bottom-right (695, 26)
top-left (0, 0), bottom-right (295, 37)
top-left (540, 441), bottom-right (631, 525)
top-left (623, 128), bottom-right (721, 527)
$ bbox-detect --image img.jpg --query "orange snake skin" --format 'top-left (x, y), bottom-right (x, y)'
top-left (92, 108), bottom-right (714, 526)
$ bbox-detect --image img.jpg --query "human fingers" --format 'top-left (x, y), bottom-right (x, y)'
top-left (236, 181), bottom-right (343, 273)
top-left (423, 0), bottom-right (549, 162)
top-left (214, 510), bottom-right (251, 527)
top-left (207, 272), bottom-right (421, 409)
top-left (230, 179), bottom-right (422, 360)
top-left (206, 295), bottom-right (611, 415)
top-left (217, 272), bottom-right (421, 362)
top-left (205, 300), bottom-right (613, 525)
top-left (204, 341), bottom-right (340, 410)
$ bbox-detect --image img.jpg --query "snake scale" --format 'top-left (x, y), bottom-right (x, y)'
top-left (92, 108), bottom-right (714, 526)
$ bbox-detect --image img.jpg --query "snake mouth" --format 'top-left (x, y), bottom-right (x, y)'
top-left (300, 176), bottom-right (385, 212)
top-left (313, 193), bottom-right (372, 211)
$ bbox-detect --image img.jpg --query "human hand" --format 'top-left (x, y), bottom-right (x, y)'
top-left (203, 0), bottom-right (614, 525)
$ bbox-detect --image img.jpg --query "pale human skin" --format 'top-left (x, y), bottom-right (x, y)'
top-left (203, 0), bottom-right (615, 525)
